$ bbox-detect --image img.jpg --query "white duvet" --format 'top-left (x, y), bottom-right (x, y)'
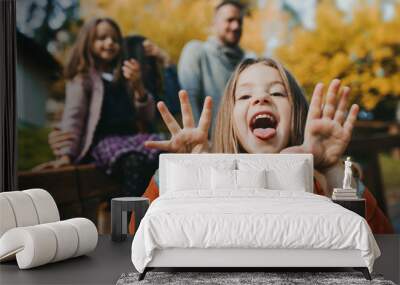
top-left (131, 190), bottom-right (380, 273)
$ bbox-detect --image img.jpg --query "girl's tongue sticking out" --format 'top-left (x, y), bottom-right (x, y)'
top-left (253, 128), bottom-right (276, 140)
top-left (251, 113), bottom-right (277, 140)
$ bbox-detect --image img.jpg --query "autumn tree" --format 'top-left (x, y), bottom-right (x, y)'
top-left (276, 0), bottom-right (400, 111)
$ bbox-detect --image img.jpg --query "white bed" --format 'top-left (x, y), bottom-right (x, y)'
top-left (131, 154), bottom-right (380, 280)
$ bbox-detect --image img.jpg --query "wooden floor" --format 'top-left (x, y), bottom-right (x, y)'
top-left (0, 235), bottom-right (398, 284)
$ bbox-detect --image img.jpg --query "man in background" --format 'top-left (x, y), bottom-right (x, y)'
top-left (178, 0), bottom-right (246, 126)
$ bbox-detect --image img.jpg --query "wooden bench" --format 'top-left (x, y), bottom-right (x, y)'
top-left (18, 164), bottom-right (122, 232)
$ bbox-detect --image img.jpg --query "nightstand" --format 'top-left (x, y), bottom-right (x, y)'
top-left (111, 197), bottom-right (149, 242)
top-left (332, 198), bottom-right (366, 218)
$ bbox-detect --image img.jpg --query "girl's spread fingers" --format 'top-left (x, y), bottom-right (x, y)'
top-left (178, 130), bottom-right (204, 149)
top-left (307, 83), bottom-right (324, 121)
top-left (144, 140), bottom-right (172, 151)
top-left (157, 101), bottom-right (181, 135)
top-left (179, 90), bottom-right (195, 128)
top-left (322, 79), bottom-right (341, 119)
top-left (309, 119), bottom-right (335, 137)
top-left (334, 86), bottom-right (350, 124)
top-left (333, 110), bottom-right (345, 126)
top-left (198, 96), bottom-right (213, 133)
top-left (343, 104), bottom-right (359, 136)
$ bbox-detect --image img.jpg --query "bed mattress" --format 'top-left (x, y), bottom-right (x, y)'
top-left (131, 190), bottom-right (380, 273)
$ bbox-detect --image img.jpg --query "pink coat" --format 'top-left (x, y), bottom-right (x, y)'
top-left (59, 70), bottom-right (155, 163)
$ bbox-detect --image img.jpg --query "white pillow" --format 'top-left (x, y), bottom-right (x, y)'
top-left (167, 162), bottom-right (210, 191)
top-left (236, 169), bottom-right (267, 189)
top-left (211, 168), bottom-right (267, 190)
top-left (266, 165), bottom-right (306, 191)
top-left (211, 168), bottom-right (236, 190)
top-left (167, 160), bottom-right (236, 192)
top-left (238, 159), bottom-right (308, 191)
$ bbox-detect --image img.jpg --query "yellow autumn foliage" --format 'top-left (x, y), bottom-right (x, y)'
top-left (80, 0), bottom-right (264, 62)
top-left (276, 0), bottom-right (400, 111)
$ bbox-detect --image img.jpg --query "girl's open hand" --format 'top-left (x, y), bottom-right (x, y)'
top-left (144, 90), bottom-right (212, 153)
top-left (301, 79), bottom-right (359, 170)
top-left (122, 59), bottom-right (142, 87)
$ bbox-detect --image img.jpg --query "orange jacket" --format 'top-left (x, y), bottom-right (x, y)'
top-left (129, 176), bottom-right (394, 234)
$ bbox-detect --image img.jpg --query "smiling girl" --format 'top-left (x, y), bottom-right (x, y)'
top-left (136, 57), bottom-right (393, 234)
top-left (39, 18), bottom-right (160, 197)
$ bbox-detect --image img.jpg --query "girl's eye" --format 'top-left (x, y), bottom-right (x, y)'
top-left (238, 95), bottom-right (251, 100)
top-left (271, 92), bottom-right (286, 97)
top-left (97, 35), bottom-right (117, 43)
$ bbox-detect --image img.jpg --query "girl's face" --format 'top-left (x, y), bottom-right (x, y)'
top-left (233, 63), bottom-right (292, 153)
top-left (92, 21), bottom-right (120, 63)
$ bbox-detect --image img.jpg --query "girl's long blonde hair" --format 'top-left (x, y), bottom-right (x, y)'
top-left (212, 57), bottom-right (309, 153)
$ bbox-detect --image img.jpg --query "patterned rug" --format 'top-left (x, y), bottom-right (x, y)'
top-left (116, 271), bottom-right (395, 285)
